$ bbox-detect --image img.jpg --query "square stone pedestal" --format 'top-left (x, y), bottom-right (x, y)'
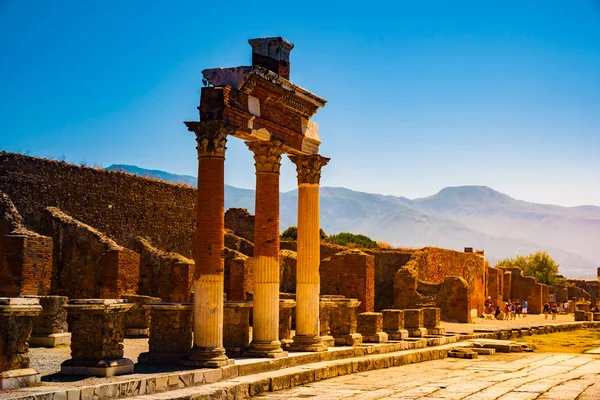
top-left (404, 309), bottom-right (427, 338)
top-left (123, 295), bottom-right (161, 338)
top-left (138, 303), bottom-right (193, 365)
top-left (382, 309), bottom-right (409, 340)
top-left (26, 296), bottom-right (70, 348)
top-left (0, 298), bottom-right (42, 389)
top-left (61, 299), bottom-right (134, 377)
top-left (223, 301), bottom-right (252, 357)
top-left (423, 307), bottom-right (445, 335)
top-left (319, 300), bottom-right (336, 347)
top-left (357, 312), bottom-right (388, 343)
top-left (279, 300), bottom-right (296, 351)
top-left (330, 299), bottom-right (363, 346)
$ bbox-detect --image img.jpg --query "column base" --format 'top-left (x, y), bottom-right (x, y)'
top-left (333, 333), bottom-right (363, 346)
top-left (0, 368), bottom-right (40, 390)
top-left (181, 346), bottom-right (233, 368)
top-left (427, 326), bottom-right (446, 335)
top-left (281, 338), bottom-right (294, 352)
top-left (386, 330), bottom-right (409, 340)
top-left (30, 332), bottom-right (71, 347)
top-left (290, 335), bottom-right (328, 352)
top-left (408, 328), bottom-right (428, 338)
top-left (362, 332), bottom-right (388, 343)
top-left (60, 358), bottom-right (134, 377)
top-left (321, 335), bottom-right (335, 347)
top-left (245, 341), bottom-right (288, 358)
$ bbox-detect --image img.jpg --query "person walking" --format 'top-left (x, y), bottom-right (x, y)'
top-left (543, 302), bottom-right (550, 319)
top-left (551, 303), bottom-right (558, 320)
top-left (522, 299), bottom-right (528, 318)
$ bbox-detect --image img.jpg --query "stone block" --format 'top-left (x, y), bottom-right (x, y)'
top-left (408, 328), bottom-right (428, 338)
top-left (472, 348), bottom-right (496, 355)
top-left (138, 303), bottom-right (193, 365)
top-left (362, 332), bottom-right (388, 343)
top-left (448, 348), bottom-right (478, 359)
top-left (0, 297), bottom-right (42, 389)
top-left (403, 309), bottom-right (424, 329)
top-left (60, 299), bottom-right (133, 376)
top-left (574, 310), bottom-right (585, 321)
top-left (334, 333), bottom-right (363, 346)
top-left (279, 300), bottom-right (296, 351)
top-left (330, 298), bottom-right (361, 346)
top-left (422, 308), bottom-right (440, 328)
top-left (593, 313), bottom-right (600, 321)
top-left (223, 301), bottom-right (252, 357)
top-left (123, 295), bottom-right (161, 338)
top-left (357, 312), bottom-right (383, 335)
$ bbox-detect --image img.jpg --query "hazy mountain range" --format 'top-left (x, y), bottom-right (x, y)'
top-left (106, 164), bottom-right (600, 278)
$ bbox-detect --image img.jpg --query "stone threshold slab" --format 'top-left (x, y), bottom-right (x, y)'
top-left (2, 338), bottom-right (437, 400)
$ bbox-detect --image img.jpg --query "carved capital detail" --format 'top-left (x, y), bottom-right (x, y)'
top-left (288, 154), bottom-right (330, 184)
top-left (185, 121), bottom-right (235, 158)
top-left (246, 139), bottom-right (284, 173)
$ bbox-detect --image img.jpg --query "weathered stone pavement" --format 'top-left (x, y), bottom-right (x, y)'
top-left (258, 352), bottom-right (600, 399)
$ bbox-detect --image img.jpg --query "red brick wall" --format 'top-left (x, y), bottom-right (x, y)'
top-left (0, 192), bottom-right (53, 296)
top-left (320, 250), bottom-right (375, 313)
top-left (134, 237), bottom-right (194, 302)
top-left (487, 266), bottom-right (503, 307)
top-left (508, 268), bottom-right (542, 314)
top-left (413, 248), bottom-right (486, 315)
top-left (42, 207), bottom-right (140, 298)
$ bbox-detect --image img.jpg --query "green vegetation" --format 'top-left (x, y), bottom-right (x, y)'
top-left (281, 226), bottom-right (382, 249)
top-left (281, 226), bottom-right (327, 241)
top-left (326, 232), bottom-right (380, 249)
top-left (516, 329), bottom-right (600, 353)
top-left (496, 250), bottom-right (564, 286)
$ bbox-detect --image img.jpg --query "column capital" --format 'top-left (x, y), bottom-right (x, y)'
top-left (185, 121), bottom-right (235, 157)
top-left (246, 140), bottom-right (284, 173)
top-left (288, 154), bottom-right (330, 185)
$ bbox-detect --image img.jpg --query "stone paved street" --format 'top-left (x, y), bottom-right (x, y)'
top-left (258, 352), bottom-right (600, 399)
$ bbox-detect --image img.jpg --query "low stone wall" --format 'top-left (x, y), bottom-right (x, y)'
top-left (134, 237), bottom-right (194, 302)
top-left (0, 192), bottom-right (52, 297)
top-left (41, 207), bottom-right (139, 298)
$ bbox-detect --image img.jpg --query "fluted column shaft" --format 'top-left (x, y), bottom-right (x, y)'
top-left (289, 155), bottom-right (329, 352)
top-left (246, 140), bottom-right (287, 358)
top-left (183, 121), bottom-right (233, 367)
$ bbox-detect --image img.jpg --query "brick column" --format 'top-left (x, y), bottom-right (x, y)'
top-left (183, 121), bottom-right (233, 368)
top-left (245, 140), bottom-right (287, 358)
top-left (288, 154), bottom-right (329, 352)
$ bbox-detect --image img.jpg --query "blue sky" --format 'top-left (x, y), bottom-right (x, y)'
top-left (1, 1), bottom-right (599, 206)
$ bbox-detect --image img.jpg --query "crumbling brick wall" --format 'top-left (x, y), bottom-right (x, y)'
top-left (320, 250), bottom-right (375, 313)
top-left (224, 247), bottom-right (253, 301)
top-left (41, 207), bottom-right (139, 298)
top-left (364, 249), bottom-right (413, 311)
top-left (487, 266), bottom-right (504, 307)
top-left (0, 192), bottom-right (52, 297)
top-left (568, 279), bottom-right (598, 305)
top-left (0, 152), bottom-right (196, 258)
top-left (134, 237), bottom-right (194, 302)
top-left (224, 208), bottom-right (255, 242)
top-left (508, 268), bottom-right (543, 314)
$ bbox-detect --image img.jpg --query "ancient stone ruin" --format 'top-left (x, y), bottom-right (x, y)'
top-left (0, 36), bottom-right (597, 391)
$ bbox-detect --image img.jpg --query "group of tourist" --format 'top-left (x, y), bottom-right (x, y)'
top-left (483, 297), bottom-right (528, 320)
top-left (542, 302), bottom-right (571, 319)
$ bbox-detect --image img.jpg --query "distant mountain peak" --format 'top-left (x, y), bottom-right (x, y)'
top-left (417, 185), bottom-right (516, 205)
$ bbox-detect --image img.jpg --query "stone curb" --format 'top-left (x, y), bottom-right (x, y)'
top-left (8, 321), bottom-right (599, 400)
top-left (130, 342), bottom-right (473, 400)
